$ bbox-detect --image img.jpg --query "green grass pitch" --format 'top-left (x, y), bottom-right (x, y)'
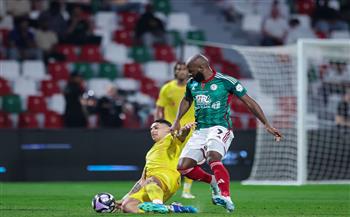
top-left (0, 182), bottom-right (349, 217)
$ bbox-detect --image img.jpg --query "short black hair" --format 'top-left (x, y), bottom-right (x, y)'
top-left (154, 119), bottom-right (172, 127)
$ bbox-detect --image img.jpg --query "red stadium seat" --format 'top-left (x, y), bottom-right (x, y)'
top-left (248, 117), bottom-right (257, 129)
top-left (18, 113), bottom-right (39, 128)
top-left (41, 80), bottom-right (61, 97)
top-left (114, 29), bottom-right (134, 46)
top-left (221, 60), bottom-right (241, 79)
top-left (0, 29), bottom-right (10, 47)
top-left (296, 0), bottom-right (315, 15)
top-left (0, 112), bottom-right (12, 128)
top-left (122, 111), bottom-right (141, 129)
top-left (119, 12), bottom-right (139, 30)
top-left (0, 77), bottom-right (12, 96)
top-left (231, 116), bottom-right (243, 129)
top-left (153, 44), bottom-right (176, 63)
top-left (56, 44), bottom-right (78, 61)
top-left (140, 77), bottom-right (159, 99)
top-left (27, 96), bottom-right (47, 113)
top-left (204, 46), bottom-right (224, 64)
top-left (48, 62), bottom-right (69, 81)
top-left (123, 63), bottom-right (143, 79)
top-left (79, 45), bottom-right (103, 62)
top-left (44, 111), bottom-right (63, 129)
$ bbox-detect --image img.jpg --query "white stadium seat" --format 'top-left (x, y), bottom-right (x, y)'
top-left (13, 77), bottom-right (38, 97)
top-left (144, 61), bottom-right (171, 85)
top-left (87, 78), bottom-right (113, 97)
top-left (22, 60), bottom-right (48, 81)
top-left (114, 78), bottom-right (140, 92)
top-left (0, 60), bottom-right (20, 81)
top-left (103, 43), bottom-right (131, 64)
top-left (95, 12), bottom-right (118, 32)
top-left (167, 13), bottom-right (192, 32)
top-left (48, 94), bottom-right (66, 115)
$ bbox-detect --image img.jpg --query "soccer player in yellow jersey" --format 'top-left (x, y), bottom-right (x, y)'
top-left (155, 62), bottom-right (196, 199)
top-left (116, 119), bottom-right (201, 213)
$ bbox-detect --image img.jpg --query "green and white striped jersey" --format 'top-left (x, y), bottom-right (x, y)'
top-left (185, 71), bottom-right (247, 129)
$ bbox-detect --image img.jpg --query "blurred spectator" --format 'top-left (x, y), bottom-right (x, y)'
top-left (323, 61), bottom-right (350, 83)
top-left (64, 5), bottom-right (100, 45)
top-left (261, 1), bottom-right (289, 46)
top-left (216, 0), bottom-right (241, 22)
top-left (29, 0), bottom-right (48, 21)
top-left (134, 4), bottom-right (166, 46)
top-left (5, 0), bottom-right (31, 17)
top-left (285, 18), bottom-right (316, 44)
top-left (96, 85), bottom-right (124, 128)
top-left (335, 89), bottom-right (350, 128)
top-left (313, 0), bottom-right (349, 37)
top-left (34, 20), bottom-right (60, 62)
top-left (108, 0), bottom-right (143, 13)
top-left (63, 72), bottom-right (87, 128)
top-left (8, 17), bottom-right (42, 60)
top-left (38, 1), bottom-right (67, 41)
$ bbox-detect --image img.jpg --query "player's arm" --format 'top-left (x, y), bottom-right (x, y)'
top-left (170, 96), bottom-right (193, 134)
top-left (240, 94), bottom-right (282, 141)
top-left (154, 106), bottom-right (165, 120)
top-left (176, 122), bottom-right (196, 142)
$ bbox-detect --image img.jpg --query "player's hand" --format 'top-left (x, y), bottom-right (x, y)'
top-left (170, 120), bottom-right (181, 135)
top-left (113, 199), bottom-right (123, 212)
top-left (265, 125), bottom-right (282, 142)
top-left (179, 122), bottom-right (197, 134)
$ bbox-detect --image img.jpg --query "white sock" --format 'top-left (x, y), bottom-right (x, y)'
top-left (210, 175), bottom-right (217, 186)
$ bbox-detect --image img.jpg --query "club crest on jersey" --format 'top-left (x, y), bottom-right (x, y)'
top-left (195, 95), bottom-right (211, 107)
top-left (191, 82), bottom-right (198, 90)
top-left (210, 84), bottom-right (217, 91)
top-left (236, 84), bottom-right (243, 92)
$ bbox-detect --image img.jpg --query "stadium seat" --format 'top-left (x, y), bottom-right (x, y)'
top-left (0, 112), bottom-right (12, 128)
top-left (0, 60), bottom-right (20, 81)
top-left (140, 77), bottom-right (159, 99)
top-left (242, 14), bottom-right (262, 32)
top-left (27, 96), bottom-right (47, 113)
top-left (87, 78), bottom-right (113, 97)
top-left (103, 42), bottom-right (130, 64)
top-left (98, 63), bottom-right (119, 80)
top-left (79, 45), bottom-right (104, 62)
top-left (0, 29), bottom-right (10, 47)
top-left (177, 45), bottom-right (201, 62)
top-left (119, 12), bottom-right (139, 30)
top-left (73, 63), bottom-right (95, 80)
top-left (231, 116), bottom-right (243, 129)
top-left (48, 94), bottom-right (65, 115)
top-left (221, 60), bottom-right (241, 79)
top-left (186, 30), bottom-right (206, 42)
top-left (22, 60), bottom-right (47, 81)
top-left (13, 78), bottom-right (38, 97)
top-left (114, 29), bottom-right (134, 46)
top-left (0, 77), bottom-right (12, 96)
top-left (48, 62), bottom-right (70, 81)
top-left (167, 13), bottom-right (192, 32)
top-left (296, 0), bottom-right (315, 15)
top-left (2, 95), bottom-right (22, 113)
top-left (153, 44), bottom-right (176, 63)
top-left (56, 44), bottom-right (79, 61)
top-left (44, 111), bottom-right (63, 129)
top-left (204, 46), bottom-right (224, 64)
top-left (95, 11), bottom-right (118, 32)
top-left (167, 30), bottom-right (183, 47)
top-left (40, 80), bottom-right (61, 97)
top-left (144, 61), bottom-right (171, 85)
top-left (114, 78), bottom-right (140, 92)
top-left (123, 63), bottom-right (143, 79)
top-left (152, 0), bottom-right (171, 15)
top-left (130, 46), bottom-right (152, 63)
top-left (18, 112), bottom-right (39, 128)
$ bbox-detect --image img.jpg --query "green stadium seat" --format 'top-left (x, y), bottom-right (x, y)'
top-left (130, 46), bottom-right (152, 63)
top-left (187, 30), bottom-right (206, 42)
top-left (152, 0), bottom-right (171, 15)
top-left (73, 63), bottom-right (95, 80)
top-left (168, 30), bottom-right (183, 47)
top-left (98, 63), bottom-right (119, 80)
top-left (2, 95), bottom-right (22, 113)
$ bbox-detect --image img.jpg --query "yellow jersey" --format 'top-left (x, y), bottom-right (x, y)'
top-left (156, 80), bottom-right (195, 126)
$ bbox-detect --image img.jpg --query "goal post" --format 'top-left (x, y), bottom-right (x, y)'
top-left (185, 39), bottom-right (350, 185)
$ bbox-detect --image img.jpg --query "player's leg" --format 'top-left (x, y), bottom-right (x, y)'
top-left (206, 126), bottom-right (235, 212)
top-left (143, 176), bottom-right (165, 204)
top-left (181, 177), bottom-right (195, 199)
top-left (121, 197), bottom-right (144, 213)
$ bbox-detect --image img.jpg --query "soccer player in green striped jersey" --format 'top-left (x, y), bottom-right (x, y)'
top-left (171, 54), bottom-right (282, 212)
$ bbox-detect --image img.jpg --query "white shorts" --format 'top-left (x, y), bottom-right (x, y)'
top-left (179, 126), bottom-right (234, 164)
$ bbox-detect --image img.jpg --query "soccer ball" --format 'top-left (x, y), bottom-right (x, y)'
top-left (92, 192), bottom-right (116, 213)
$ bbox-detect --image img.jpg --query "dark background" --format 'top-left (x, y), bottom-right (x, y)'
top-left (0, 129), bottom-right (256, 181)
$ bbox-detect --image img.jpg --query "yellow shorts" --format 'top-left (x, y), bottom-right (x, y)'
top-left (129, 168), bottom-right (180, 203)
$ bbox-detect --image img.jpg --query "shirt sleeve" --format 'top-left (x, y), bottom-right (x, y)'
top-left (223, 75), bottom-right (247, 98)
top-left (156, 84), bottom-right (168, 107)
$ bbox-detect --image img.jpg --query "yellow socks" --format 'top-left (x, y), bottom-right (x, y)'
top-left (145, 182), bottom-right (164, 204)
top-left (183, 177), bottom-right (193, 194)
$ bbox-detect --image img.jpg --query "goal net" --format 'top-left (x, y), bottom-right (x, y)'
top-left (186, 39), bottom-right (350, 185)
